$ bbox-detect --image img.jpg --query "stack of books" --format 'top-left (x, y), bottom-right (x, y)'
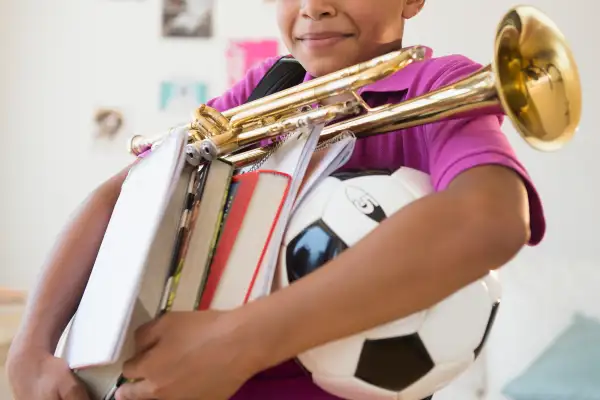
top-left (54, 124), bottom-right (356, 400)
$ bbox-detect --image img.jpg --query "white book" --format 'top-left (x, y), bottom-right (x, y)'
top-left (293, 130), bottom-right (356, 211)
top-left (59, 127), bottom-right (189, 370)
top-left (247, 123), bottom-right (324, 301)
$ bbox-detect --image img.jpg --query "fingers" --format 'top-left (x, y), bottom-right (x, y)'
top-left (122, 352), bottom-right (146, 381)
top-left (122, 341), bottom-right (162, 382)
top-left (58, 375), bottom-right (91, 400)
top-left (134, 320), bottom-right (161, 354)
top-left (114, 380), bottom-right (156, 400)
top-left (125, 318), bottom-right (166, 381)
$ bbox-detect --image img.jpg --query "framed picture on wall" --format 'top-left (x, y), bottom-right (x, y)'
top-left (159, 79), bottom-right (209, 114)
top-left (162, 0), bottom-right (214, 38)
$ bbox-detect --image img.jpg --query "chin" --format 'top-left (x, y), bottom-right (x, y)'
top-left (301, 55), bottom-right (360, 78)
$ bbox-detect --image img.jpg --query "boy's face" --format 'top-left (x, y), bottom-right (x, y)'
top-left (276, 0), bottom-right (425, 77)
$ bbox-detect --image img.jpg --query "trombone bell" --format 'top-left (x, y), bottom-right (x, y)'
top-left (494, 6), bottom-right (581, 151)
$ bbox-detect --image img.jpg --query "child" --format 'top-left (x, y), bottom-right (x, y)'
top-left (6, 1), bottom-right (545, 399)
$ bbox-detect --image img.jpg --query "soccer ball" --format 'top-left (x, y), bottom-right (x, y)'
top-left (277, 167), bottom-right (502, 400)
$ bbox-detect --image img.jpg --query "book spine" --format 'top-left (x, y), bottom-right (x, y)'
top-left (197, 173), bottom-right (258, 310)
top-left (192, 167), bottom-right (237, 309)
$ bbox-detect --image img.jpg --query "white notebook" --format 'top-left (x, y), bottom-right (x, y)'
top-left (293, 130), bottom-right (356, 210)
top-left (60, 127), bottom-right (189, 370)
top-left (248, 123), bottom-right (324, 301)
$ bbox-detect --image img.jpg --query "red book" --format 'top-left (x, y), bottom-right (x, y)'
top-left (198, 170), bottom-right (291, 310)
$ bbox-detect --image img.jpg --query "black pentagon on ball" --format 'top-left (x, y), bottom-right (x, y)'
top-left (286, 220), bottom-right (348, 283)
top-left (355, 334), bottom-right (435, 392)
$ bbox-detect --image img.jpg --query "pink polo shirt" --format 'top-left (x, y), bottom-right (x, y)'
top-left (208, 51), bottom-right (545, 246)
top-left (160, 49), bottom-right (545, 399)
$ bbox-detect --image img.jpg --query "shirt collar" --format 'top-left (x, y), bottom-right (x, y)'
top-left (301, 46), bottom-right (433, 94)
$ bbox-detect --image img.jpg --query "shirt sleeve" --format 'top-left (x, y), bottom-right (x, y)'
top-left (421, 56), bottom-right (546, 246)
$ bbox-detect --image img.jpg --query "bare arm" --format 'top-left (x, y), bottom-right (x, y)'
top-left (237, 165), bottom-right (531, 368)
top-left (8, 163), bottom-right (135, 357)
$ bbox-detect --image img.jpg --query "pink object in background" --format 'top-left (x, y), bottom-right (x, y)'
top-left (227, 39), bottom-right (280, 87)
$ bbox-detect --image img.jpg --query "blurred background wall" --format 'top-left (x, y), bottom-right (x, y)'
top-left (1, 0), bottom-right (599, 399)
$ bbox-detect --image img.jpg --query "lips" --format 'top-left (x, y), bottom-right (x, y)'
top-left (296, 32), bottom-right (353, 49)
top-left (297, 32), bottom-right (352, 40)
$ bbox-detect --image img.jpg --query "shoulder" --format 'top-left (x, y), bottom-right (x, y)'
top-left (362, 50), bottom-right (485, 100)
top-left (205, 56), bottom-right (283, 112)
top-left (406, 53), bottom-right (484, 95)
top-left (408, 55), bottom-right (547, 246)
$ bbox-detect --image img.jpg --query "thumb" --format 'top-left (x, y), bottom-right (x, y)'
top-left (58, 374), bottom-right (91, 400)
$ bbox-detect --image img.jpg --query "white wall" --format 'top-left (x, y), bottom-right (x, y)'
top-left (1, 0), bottom-right (598, 399)
top-left (0, 0), bottom-right (286, 289)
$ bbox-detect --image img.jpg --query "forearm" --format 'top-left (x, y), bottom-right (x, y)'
top-left (11, 166), bottom-right (131, 354)
top-left (242, 183), bottom-right (529, 370)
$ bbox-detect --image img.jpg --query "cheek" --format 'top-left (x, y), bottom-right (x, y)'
top-left (276, 2), bottom-right (297, 47)
top-left (351, 3), bottom-right (404, 42)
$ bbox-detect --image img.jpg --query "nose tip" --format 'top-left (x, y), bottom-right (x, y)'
top-left (301, 1), bottom-right (337, 20)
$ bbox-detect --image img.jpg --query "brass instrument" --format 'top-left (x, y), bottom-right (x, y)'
top-left (128, 5), bottom-right (581, 167)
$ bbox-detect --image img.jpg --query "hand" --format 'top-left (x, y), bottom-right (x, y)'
top-left (115, 310), bottom-right (265, 400)
top-left (6, 348), bottom-right (91, 400)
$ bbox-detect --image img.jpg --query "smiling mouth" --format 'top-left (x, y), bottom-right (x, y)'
top-left (297, 34), bottom-right (353, 49)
